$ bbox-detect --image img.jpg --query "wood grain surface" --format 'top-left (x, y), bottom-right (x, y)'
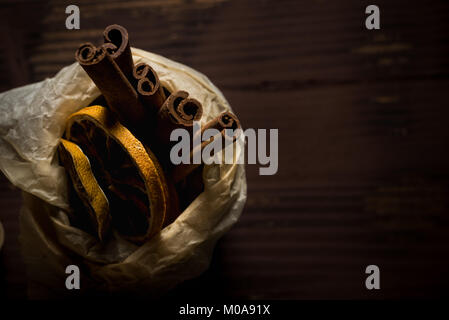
top-left (0, 0), bottom-right (449, 299)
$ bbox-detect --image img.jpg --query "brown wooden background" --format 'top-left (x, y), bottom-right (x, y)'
top-left (1, 0), bottom-right (449, 299)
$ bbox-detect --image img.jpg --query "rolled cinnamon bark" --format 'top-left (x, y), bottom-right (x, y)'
top-left (155, 90), bottom-right (203, 162)
top-left (102, 24), bottom-right (134, 81)
top-left (75, 42), bottom-right (146, 131)
top-left (194, 111), bottom-right (241, 142)
top-left (133, 62), bottom-right (166, 114)
top-left (171, 111), bottom-right (241, 183)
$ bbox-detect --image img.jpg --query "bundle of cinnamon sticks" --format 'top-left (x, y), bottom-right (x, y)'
top-left (74, 24), bottom-right (241, 224)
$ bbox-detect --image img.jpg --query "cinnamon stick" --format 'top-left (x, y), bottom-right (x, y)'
top-left (171, 111), bottom-right (241, 183)
top-left (75, 42), bottom-right (146, 130)
top-left (133, 62), bottom-right (167, 114)
top-left (194, 111), bottom-right (241, 142)
top-left (102, 24), bottom-right (134, 81)
top-left (154, 90), bottom-right (203, 164)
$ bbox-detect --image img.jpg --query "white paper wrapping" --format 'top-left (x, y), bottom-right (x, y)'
top-left (0, 48), bottom-right (247, 298)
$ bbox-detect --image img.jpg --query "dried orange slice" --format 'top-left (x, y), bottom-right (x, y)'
top-left (65, 105), bottom-right (168, 242)
top-left (58, 138), bottom-right (110, 240)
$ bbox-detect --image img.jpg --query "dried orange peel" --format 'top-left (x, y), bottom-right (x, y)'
top-left (64, 105), bottom-right (169, 242)
top-left (58, 138), bottom-right (110, 240)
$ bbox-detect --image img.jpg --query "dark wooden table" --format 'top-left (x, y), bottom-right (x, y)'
top-left (1, 0), bottom-right (449, 299)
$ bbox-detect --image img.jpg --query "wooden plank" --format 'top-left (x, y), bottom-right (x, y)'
top-left (0, 0), bottom-right (448, 299)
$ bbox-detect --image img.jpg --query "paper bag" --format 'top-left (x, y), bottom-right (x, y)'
top-left (0, 48), bottom-right (247, 298)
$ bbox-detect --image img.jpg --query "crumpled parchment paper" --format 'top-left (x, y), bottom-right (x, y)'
top-left (0, 48), bottom-right (247, 298)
